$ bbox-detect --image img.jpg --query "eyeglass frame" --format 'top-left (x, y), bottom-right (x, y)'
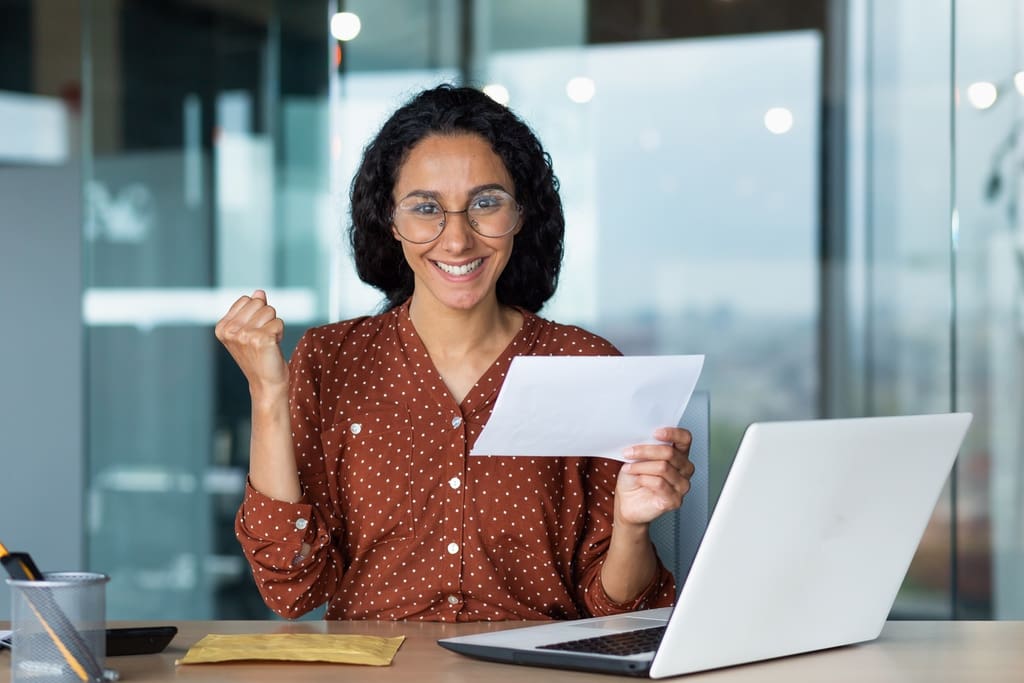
top-left (390, 188), bottom-right (523, 244)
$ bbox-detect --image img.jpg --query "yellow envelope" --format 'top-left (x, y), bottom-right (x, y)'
top-left (177, 633), bottom-right (405, 666)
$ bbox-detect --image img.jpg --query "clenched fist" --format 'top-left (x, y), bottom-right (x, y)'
top-left (215, 289), bottom-right (288, 397)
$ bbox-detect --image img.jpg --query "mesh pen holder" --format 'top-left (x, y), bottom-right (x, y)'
top-left (7, 572), bottom-right (109, 683)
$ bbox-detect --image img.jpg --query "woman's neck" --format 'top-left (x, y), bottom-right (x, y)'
top-left (408, 294), bottom-right (521, 363)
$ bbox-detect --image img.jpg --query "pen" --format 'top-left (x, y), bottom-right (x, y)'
top-left (0, 541), bottom-right (112, 683)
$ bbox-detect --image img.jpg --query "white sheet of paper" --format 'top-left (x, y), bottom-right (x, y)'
top-left (470, 354), bottom-right (704, 461)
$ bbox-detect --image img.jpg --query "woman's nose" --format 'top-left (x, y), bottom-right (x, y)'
top-left (439, 209), bottom-right (475, 251)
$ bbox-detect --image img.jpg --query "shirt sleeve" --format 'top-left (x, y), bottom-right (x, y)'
top-left (574, 457), bottom-right (676, 616)
top-left (234, 329), bottom-right (346, 618)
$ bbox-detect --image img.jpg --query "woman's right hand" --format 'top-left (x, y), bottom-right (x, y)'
top-left (215, 289), bottom-right (288, 397)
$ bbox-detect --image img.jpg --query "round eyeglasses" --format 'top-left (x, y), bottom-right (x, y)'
top-left (392, 189), bottom-right (521, 244)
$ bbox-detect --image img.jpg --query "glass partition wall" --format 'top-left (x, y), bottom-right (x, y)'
top-left (60, 0), bottom-right (1024, 619)
top-left (82, 0), bottom-right (336, 618)
top-left (845, 0), bottom-right (958, 617)
top-left (951, 0), bottom-right (1024, 618)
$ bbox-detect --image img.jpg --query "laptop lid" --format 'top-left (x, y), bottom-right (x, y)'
top-left (438, 412), bottom-right (972, 678)
top-left (649, 411), bottom-right (971, 676)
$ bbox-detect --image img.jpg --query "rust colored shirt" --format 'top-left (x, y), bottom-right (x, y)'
top-left (235, 300), bottom-right (675, 621)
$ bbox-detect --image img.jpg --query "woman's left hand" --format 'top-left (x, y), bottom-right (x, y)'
top-left (615, 427), bottom-right (694, 527)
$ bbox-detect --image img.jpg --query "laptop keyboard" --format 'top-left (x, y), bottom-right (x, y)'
top-left (537, 625), bottom-right (666, 656)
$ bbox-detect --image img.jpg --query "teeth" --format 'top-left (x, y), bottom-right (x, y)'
top-left (435, 258), bottom-right (483, 276)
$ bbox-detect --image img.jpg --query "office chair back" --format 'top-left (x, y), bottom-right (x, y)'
top-left (648, 391), bottom-right (710, 594)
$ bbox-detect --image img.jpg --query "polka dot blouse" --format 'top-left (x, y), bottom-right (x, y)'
top-left (235, 299), bottom-right (675, 621)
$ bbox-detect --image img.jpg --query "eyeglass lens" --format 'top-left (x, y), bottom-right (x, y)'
top-left (394, 191), bottom-right (519, 243)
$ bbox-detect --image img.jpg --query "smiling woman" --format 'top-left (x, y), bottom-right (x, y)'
top-left (214, 84), bottom-right (697, 622)
top-left (389, 134), bottom-right (522, 319)
top-left (349, 85), bottom-right (566, 315)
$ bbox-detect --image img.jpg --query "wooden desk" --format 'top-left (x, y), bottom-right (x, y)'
top-left (2, 620), bottom-right (1022, 682)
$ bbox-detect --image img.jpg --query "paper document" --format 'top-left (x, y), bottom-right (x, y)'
top-left (470, 354), bottom-right (704, 461)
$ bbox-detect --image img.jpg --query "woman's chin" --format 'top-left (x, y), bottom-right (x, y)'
top-left (420, 287), bottom-right (492, 314)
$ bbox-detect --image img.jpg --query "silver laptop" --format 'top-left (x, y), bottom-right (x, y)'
top-left (438, 412), bottom-right (973, 678)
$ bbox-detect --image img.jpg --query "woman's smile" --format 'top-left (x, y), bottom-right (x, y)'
top-left (433, 256), bottom-right (486, 277)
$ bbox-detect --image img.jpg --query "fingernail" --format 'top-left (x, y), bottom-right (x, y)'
top-left (623, 447), bottom-right (635, 459)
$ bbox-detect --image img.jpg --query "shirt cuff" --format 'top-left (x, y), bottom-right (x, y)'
top-left (588, 550), bottom-right (674, 614)
top-left (238, 478), bottom-right (317, 546)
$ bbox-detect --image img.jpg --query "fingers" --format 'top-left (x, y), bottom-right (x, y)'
top-left (623, 458), bottom-right (693, 497)
top-left (217, 292), bottom-right (279, 334)
top-left (653, 427), bottom-right (692, 453)
top-left (219, 293), bottom-right (254, 325)
top-left (214, 292), bottom-right (289, 390)
top-left (265, 317), bottom-right (284, 343)
top-left (626, 474), bottom-right (691, 510)
top-left (247, 302), bottom-right (278, 329)
top-left (621, 427), bottom-right (695, 503)
top-left (215, 291), bottom-right (285, 357)
top-left (624, 444), bottom-right (692, 472)
top-left (624, 428), bottom-right (691, 462)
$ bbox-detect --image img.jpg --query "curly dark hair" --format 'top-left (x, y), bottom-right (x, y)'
top-left (349, 83), bottom-right (565, 313)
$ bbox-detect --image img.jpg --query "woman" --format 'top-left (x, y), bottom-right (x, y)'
top-left (216, 84), bottom-right (695, 621)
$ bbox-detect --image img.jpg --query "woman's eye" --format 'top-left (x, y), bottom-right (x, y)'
top-left (411, 202), bottom-right (442, 216)
top-left (471, 194), bottom-right (504, 210)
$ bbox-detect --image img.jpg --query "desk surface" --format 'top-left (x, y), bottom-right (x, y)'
top-left (2, 619), bottom-right (1022, 682)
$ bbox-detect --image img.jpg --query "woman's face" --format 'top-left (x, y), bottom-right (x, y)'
top-left (392, 133), bottom-right (520, 314)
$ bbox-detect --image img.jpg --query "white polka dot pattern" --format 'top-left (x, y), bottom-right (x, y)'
top-left (235, 299), bottom-right (675, 621)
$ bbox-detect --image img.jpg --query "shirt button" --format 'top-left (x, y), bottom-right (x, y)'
top-left (294, 518), bottom-right (308, 531)
top-left (447, 594), bottom-right (460, 605)
top-left (447, 542), bottom-right (459, 555)
top-left (448, 477), bottom-right (461, 490)
top-left (350, 423), bottom-right (362, 435)
top-left (451, 415), bottom-right (463, 428)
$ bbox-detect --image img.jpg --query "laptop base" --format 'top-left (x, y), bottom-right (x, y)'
top-left (438, 639), bottom-right (654, 677)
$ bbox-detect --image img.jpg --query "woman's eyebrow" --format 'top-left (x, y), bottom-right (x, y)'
top-left (467, 183), bottom-right (509, 195)
top-left (398, 189), bottom-right (441, 201)
top-left (398, 183), bottom-right (511, 202)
